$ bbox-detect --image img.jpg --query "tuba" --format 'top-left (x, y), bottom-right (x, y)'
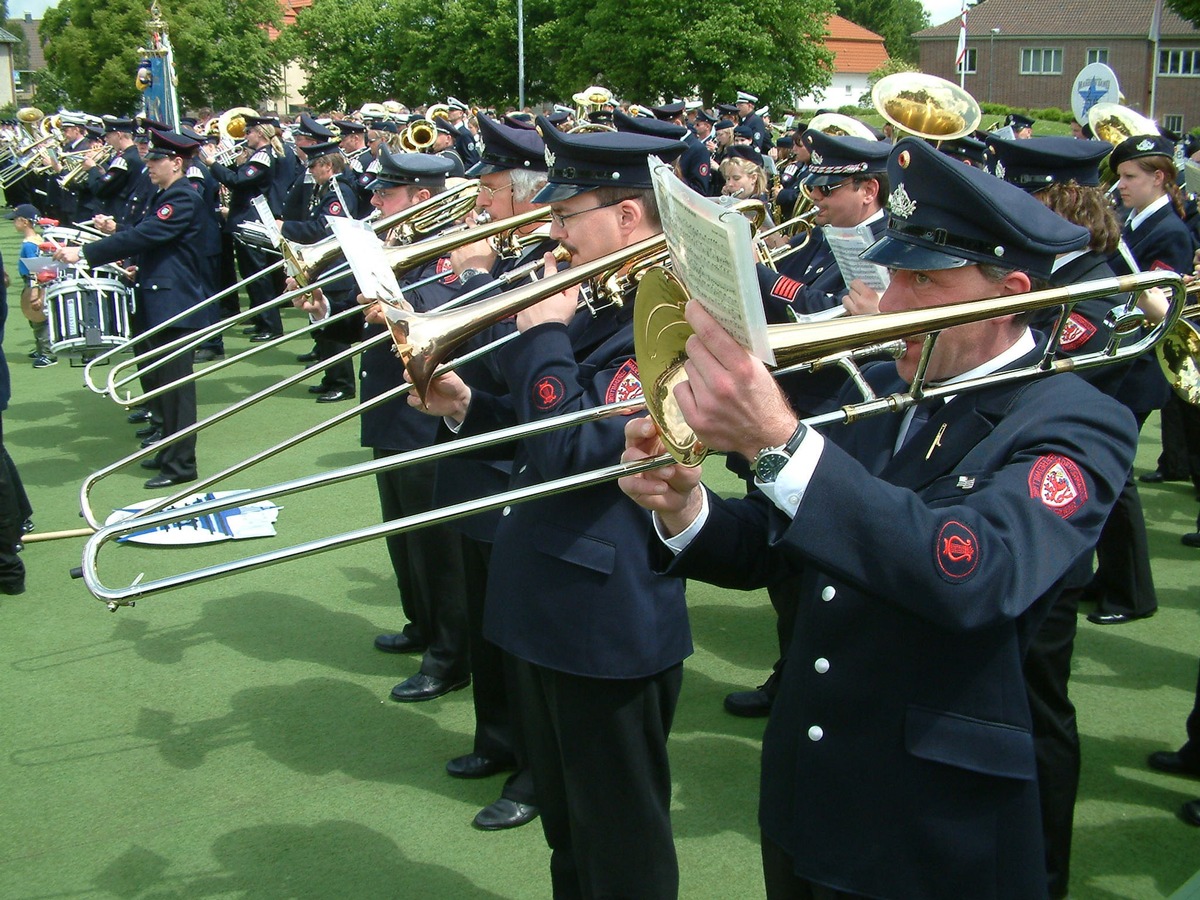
top-left (1087, 102), bottom-right (1160, 145)
top-left (872, 73), bottom-right (981, 142)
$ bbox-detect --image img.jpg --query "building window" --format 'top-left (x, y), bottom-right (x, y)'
top-left (1159, 48), bottom-right (1200, 76)
top-left (1020, 47), bottom-right (1063, 75)
top-left (1086, 48), bottom-right (1109, 65)
top-left (957, 48), bottom-right (978, 74)
top-left (1163, 114), bottom-right (1184, 133)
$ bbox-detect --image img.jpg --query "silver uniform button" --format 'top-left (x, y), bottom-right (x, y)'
top-left (518, 465), bottom-right (527, 474)
top-left (814, 658), bottom-right (830, 674)
top-left (821, 585), bottom-right (836, 602)
top-left (807, 725), bottom-right (824, 742)
top-left (501, 506), bottom-right (511, 516)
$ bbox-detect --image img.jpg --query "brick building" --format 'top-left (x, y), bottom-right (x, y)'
top-left (914, 0), bottom-right (1200, 133)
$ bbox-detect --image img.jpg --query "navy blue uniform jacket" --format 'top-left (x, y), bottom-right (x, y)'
top-left (454, 296), bottom-right (692, 679)
top-left (1110, 202), bottom-right (1195, 276)
top-left (659, 356), bottom-right (1136, 899)
top-left (81, 179), bottom-right (208, 332)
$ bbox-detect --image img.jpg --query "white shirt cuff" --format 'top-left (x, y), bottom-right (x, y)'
top-left (655, 488), bottom-right (711, 555)
top-left (755, 428), bottom-right (825, 518)
top-left (306, 296), bottom-right (331, 324)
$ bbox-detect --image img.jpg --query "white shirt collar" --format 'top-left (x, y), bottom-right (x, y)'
top-left (1129, 194), bottom-right (1170, 231)
top-left (1051, 249), bottom-right (1090, 273)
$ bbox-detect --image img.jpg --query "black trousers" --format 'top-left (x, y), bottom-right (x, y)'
top-left (514, 658), bottom-right (682, 900)
top-left (373, 452), bottom-right (468, 681)
top-left (314, 336), bottom-right (355, 395)
top-left (1175, 660), bottom-right (1200, 769)
top-left (1085, 469), bottom-right (1158, 618)
top-left (461, 537), bottom-right (535, 804)
top-left (233, 240), bottom-right (283, 335)
top-left (762, 835), bottom-right (865, 899)
top-left (1156, 394), bottom-right (1200, 484)
top-left (1025, 585), bottom-right (1081, 900)
top-left (142, 328), bottom-right (197, 480)
top-left (0, 416), bottom-right (27, 591)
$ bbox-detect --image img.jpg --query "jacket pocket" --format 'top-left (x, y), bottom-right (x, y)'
top-left (530, 520), bottom-right (616, 576)
top-left (905, 705), bottom-right (1036, 780)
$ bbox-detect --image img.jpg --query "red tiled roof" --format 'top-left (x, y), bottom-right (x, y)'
top-left (828, 14), bottom-right (890, 73)
top-left (916, 0), bottom-right (1200, 39)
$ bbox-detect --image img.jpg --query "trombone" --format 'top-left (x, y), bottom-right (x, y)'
top-left (76, 265), bottom-right (1187, 606)
top-left (83, 180), bottom-right (484, 398)
top-left (77, 243), bottom-right (568, 530)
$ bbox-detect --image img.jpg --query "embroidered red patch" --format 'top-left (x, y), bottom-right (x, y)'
top-left (935, 520), bottom-right (980, 582)
top-left (1028, 454), bottom-right (1088, 519)
top-left (771, 275), bottom-right (801, 303)
top-left (533, 375), bottom-right (564, 411)
top-left (1059, 313), bottom-right (1097, 351)
top-left (1150, 260), bottom-right (1175, 272)
top-left (329, 201), bottom-right (342, 216)
top-left (156, 204), bottom-right (173, 220)
top-left (699, 163), bottom-right (710, 177)
top-left (245, 166), bottom-right (258, 177)
top-left (436, 256), bottom-right (458, 284)
top-left (605, 359), bottom-right (642, 404)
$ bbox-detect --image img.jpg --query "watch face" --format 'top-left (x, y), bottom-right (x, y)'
top-left (755, 450), bottom-right (790, 483)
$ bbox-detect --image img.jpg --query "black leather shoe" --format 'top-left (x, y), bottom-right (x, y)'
top-left (1183, 532), bottom-right (1200, 548)
top-left (316, 390), bottom-right (353, 403)
top-left (1148, 750), bottom-right (1200, 778)
top-left (249, 332), bottom-right (282, 343)
top-left (297, 350), bottom-right (319, 363)
top-left (307, 385), bottom-right (328, 394)
top-left (374, 632), bottom-right (426, 653)
top-left (241, 326), bottom-right (259, 335)
top-left (1139, 470), bottom-right (1170, 483)
top-left (194, 348), bottom-right (225, 363)
top-left (472, 798), bottom-right (539, 831)
top-left (446, 754), bottom-right (516, 779)
top-left (0, 581), bottom-right (26, 596)
top-left (127, 409), bottom-right (152, 424)
top-left (1087, 610), bottom-right (1156, 625)
top-left (144, 473), bottom-right (197, 490)
top-left (139, 457), bottom-right (162, 470)
top-left (140, 431), bottom-right (163, 448)
top-left (135, 423), bottom-right (160, 438)
top-left (389, 672), bottom-right (469, 702)
top-left (1183, 800), bottom-right (1200, 826)
top-left (723, 688), bottom-right (773, 718)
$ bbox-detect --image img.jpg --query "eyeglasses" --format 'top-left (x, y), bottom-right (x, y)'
top-left (479, 180), bottom-right (514, 200)
top-left (804, 179), bottom-right (852, 200)
top-left (550, 196), bottom-right (636, 228)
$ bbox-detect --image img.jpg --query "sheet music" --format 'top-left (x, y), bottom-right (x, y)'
top-left (650, 157), bottom-right (774, 364)
top-left (251, 195), bottom-right (282, 248)
top-left (1185, 159), bottom-right (1200, 197)
top-left (327, 216), bottom-right (404, 310)
top-left (823, 224), bottom-right (890, 293)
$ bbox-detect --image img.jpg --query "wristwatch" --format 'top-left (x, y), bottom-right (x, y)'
top-left (458, 267), bottom-right (486, 281)
top-left (752, 422), bottom-right (809, 484)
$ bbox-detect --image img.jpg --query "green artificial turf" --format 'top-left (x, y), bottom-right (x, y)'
top-left (0, 225), bottom-right (1197, 899)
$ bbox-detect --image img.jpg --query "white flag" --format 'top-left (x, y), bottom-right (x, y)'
top-left (955, 0), bottom-right (969, 67)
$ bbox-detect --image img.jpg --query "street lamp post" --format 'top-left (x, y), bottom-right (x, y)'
top-left (989, 28), bottom-right (1000, 104)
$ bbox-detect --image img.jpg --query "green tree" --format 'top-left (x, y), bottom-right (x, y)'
top-left (1167, 0), bottom-right (1200, 28)
top-left (836, 0), bottom-right (929, 62)
top-left (168, 0), bottom-right (283, 110)
top-left (40, 0), bottom-right (284, 115)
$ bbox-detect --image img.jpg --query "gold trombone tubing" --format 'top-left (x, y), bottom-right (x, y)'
top-left (96, 204), bottom-right (548, 406)
top-left (78, 250), bottom-right (563, 530)
top-left (77, 270), bottom-right (1186, 607)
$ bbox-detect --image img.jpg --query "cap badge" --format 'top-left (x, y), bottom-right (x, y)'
top-left (810, 151), bottom-right (822, 165)
top-left (476, 135), bottom-right (485, 158)
top-left (994, 160), bottom-right (1006, 180)
top-left (888, 183), bottom-right (917, 218)
top-left (1136, 138), bottom-right (1154, 151)
top-left (544, 147), bottom-right (556, 168)
top-left (897, 149), bottom-right (911, 169)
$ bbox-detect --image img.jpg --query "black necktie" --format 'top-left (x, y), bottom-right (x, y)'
top-left (898, 398), bottom-right (941, 452)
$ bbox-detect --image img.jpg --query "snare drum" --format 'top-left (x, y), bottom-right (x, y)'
top-left (44, 272), bottom-right (136, 355)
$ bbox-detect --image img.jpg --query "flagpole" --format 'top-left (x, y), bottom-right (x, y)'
top-left (956, 0), bottom-right (969, 89)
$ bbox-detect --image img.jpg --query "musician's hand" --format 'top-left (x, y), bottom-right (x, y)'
top-left (30, 294), bottom-right (43, 313)
top-left (407, 369), bottom-right (472, 423)
top-left (200, 146), bottom-right (216, 164)
top-left (516, 251), bottom-right (577, 332)
top-left (1137, 286), bottom-right (1169, 325)
top-left (619, 417), bottom-right (705, 535)
top-left (292, 284), bottom-right (329, 319)
top-left (450, 237), bottom-right (496, 276)
top-left (675, 299), bottom-right (798, 461)
top-left (54, 246), bottom-right (82, 265)
top-left (219, 206), bottom-right (229, 219)
top-left (92, 214), bottom-right (116, 234)
top-left (843, 279), bottom-right (880, 316)
top-left (80, 154), bottom-right (96, 170)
